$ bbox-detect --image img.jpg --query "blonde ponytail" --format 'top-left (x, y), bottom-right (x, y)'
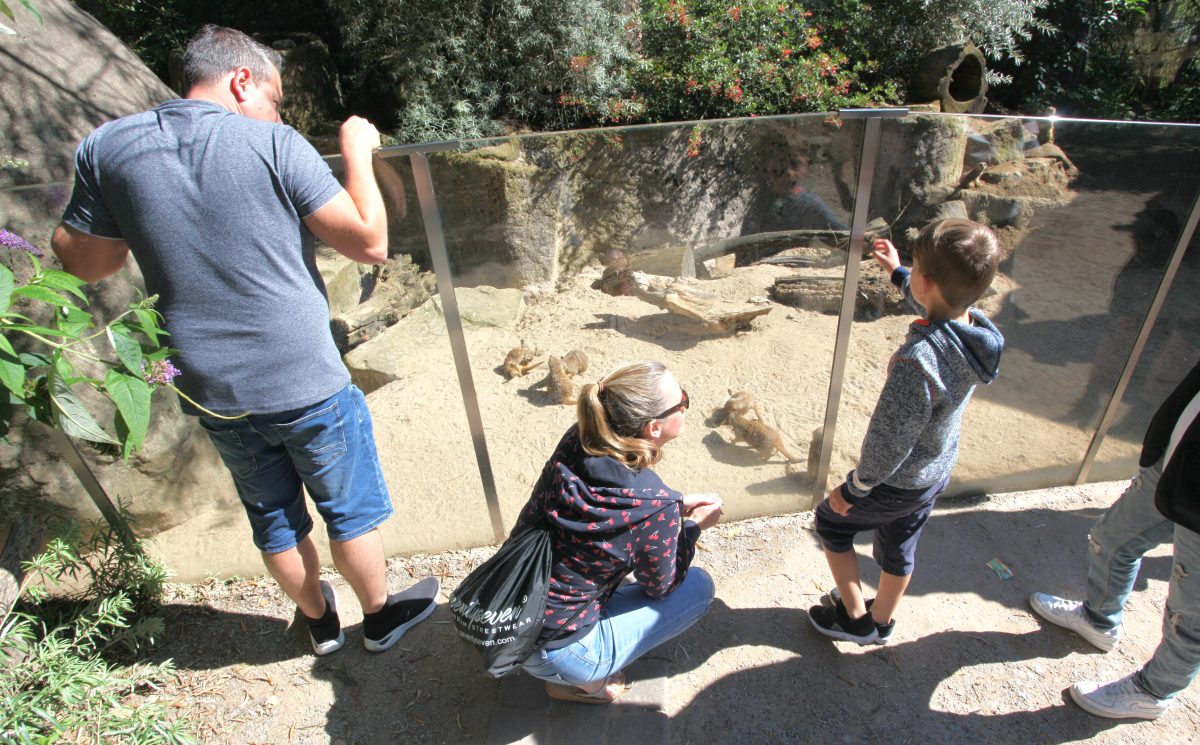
top-left (577, 361), bottom-right (672, 470)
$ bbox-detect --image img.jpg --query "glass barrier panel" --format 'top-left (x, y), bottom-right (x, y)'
top-left (421, 114), bottom-right (863, 526)
top-left (328, 152), bottom-right (496, 552)
top-left (832, 114), bottom-right (1200, 497)
top-left (1089, 230), bottom-right (1200, 483)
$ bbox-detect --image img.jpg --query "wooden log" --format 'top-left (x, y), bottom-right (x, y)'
top-left (626, 272), bottom-right (771, 333)
top-left (1, 515), bottom-right (47, 618)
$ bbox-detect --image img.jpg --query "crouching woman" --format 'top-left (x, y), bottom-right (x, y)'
top-left (516, 361), bottom-right (722, 703)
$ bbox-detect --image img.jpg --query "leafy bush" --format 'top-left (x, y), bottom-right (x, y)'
top-left (0, 508), bottom-right (195, 744)
top-left (814, 0), bottom-right (1053, 91)
top-left (1, 241), bottom-right (175, 457)
top-left (634, 0), bottom-right (896, 121)
top-left (334, 0), bottom-right (638, 142)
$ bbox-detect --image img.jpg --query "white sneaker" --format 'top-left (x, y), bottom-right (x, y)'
top-left (1028, 592), bottom-right (1120, 651)
top-left (1071, 674), bottom-right (1170, 720)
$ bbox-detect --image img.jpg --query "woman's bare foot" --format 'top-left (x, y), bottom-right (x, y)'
top-left (545, 672), bottom-right (629, 704)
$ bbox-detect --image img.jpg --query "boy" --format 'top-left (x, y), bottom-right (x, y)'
top-left (808, 218), bottom-right (1004, 645)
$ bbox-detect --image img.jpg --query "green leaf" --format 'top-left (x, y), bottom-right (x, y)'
top-left (107, 326), bottom-right (143, 376)
top-left (17, 0), bottom-right (43, 25)
top-left (36, 270), bottom-right (89, 301)
top-left (0, 333), bottom-right (24, 397)
top-left (0, 322), bottom-right (72, 338)
top-left (105, 369), bottom-right (151, 457)
top-left (12, 284), bottom-right (79, 310)
top-left (0, 263), bottom-right (13, 313)
top-left (133, 308), bottom-right (167, 346)
top-left (18, 351), bottom-right (52, 368)
top-left (56, 305), bottom-right (93, 337)
top-left (0, 2), bottom-right (13, 22)
top-left (49, 370), bottom-right (118, 445)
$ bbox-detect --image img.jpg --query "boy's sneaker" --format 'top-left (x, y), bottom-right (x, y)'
top-left (1070, 673), bottom-right (1170, 720)
top-left (1028, 592), bottom-right (1120, 652)
top-left (305, 580), bottom-right (345, 656)
top-left (822, 588), bottom-right (893, 645)
top-left (808, 600), bottom-right (879, 645)
top-left (363, 576), bottom-right (441, 652)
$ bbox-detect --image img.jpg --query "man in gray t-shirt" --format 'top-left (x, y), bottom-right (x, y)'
top-left (52, 25), bottom-right (438, 656)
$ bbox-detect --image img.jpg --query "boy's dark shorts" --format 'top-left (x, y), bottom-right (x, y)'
top-left (814, 476), bottom-right (950, 576)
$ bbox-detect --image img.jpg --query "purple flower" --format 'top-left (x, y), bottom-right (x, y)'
top-left (143, 358), bottom-right (181, 388)
top-left (0, 228), bottom-right (43, 256)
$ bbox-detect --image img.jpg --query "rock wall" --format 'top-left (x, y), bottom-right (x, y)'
top-left (0, 0), bottom-right (174, 187)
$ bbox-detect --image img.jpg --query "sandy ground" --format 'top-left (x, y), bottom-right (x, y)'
top-left (120, 126), bottom-right (1200, 741)
top-left (142, 480), bottom-right (1199, 744)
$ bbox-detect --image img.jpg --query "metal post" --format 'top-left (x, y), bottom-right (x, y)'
top-left (1075, 189), bottom-right (1200, 484)
top-left (44, 424), bottom-right (135, 547)
top-left (812, 108), bottom-right (908, 502)
top-left (407, 151), bottom-right (507, 542)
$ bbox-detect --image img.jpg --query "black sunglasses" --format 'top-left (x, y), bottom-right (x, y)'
top-left (652, 389), bottom-right (689, 420)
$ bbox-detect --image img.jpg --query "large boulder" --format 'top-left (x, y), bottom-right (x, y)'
top-left (0, 0), bottom-right (174, 187)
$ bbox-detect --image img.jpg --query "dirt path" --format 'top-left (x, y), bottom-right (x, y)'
top-left (143, 480), bottom-right (1198, 744)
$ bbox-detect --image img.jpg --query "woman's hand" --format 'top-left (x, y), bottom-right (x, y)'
top-left (683, 493), bottom-right (723, 530)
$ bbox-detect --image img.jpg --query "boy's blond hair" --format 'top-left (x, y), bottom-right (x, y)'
top-left (912, 218), bottom-right (1000, 311)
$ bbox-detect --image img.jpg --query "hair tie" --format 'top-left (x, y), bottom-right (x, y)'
top-left (597, 380), bottom-right (606, 399)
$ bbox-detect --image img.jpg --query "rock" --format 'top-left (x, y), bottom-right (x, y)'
top-left (930, 200), bottom-right (970, 222)
top-left (0, 0), bottom-right (174, 186)
top-left (317, 247), bottom-right (371, 317)
top-left (964, 119), bottom-right (1031, 167)
top-left (958, 192), bottom-right (1067, 230)
top-left (700, 254), bottom-right (736, 279)
top-left (343, 286), bottom-right (523, 394)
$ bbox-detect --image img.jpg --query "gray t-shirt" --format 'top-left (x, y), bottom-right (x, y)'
top-left (62, 99), bottom-right (348, 416)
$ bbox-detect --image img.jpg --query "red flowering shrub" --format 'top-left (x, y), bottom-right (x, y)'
top-left (633, 0), bottom-right (896, 121)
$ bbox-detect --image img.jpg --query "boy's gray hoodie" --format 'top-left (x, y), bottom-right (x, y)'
top-left (845, 267), bottom-right (1004, 499)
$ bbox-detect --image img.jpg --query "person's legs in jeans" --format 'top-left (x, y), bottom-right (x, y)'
top-left (522, 568), bottom-right (715, 687)
top-left (1135, 522), bottom-right (1200, 700)
top-left (202, 385), bottom-right (393, 618)
top-left (1085, 462), bottom-right (1174, 631)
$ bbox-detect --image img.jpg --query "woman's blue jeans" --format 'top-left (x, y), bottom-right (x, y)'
top-left (1085, 461), bottom-right (1200, 700)
top-left (521, 568), bottom-right (715, 686)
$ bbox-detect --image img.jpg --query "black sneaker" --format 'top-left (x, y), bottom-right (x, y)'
top-left (808, 599), bottom-right (879, 645)
top-left (824, 587), bottom-right (894, 645)
top-left (363, 576), bottom-right (441, 652)
top-left (305, 580), bottom-right (345, 656)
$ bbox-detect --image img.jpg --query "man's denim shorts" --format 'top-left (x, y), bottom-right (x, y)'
top-left (814, 476), bottom-right (949, 576)
top-left (198, 383), bottom-right (393, 554)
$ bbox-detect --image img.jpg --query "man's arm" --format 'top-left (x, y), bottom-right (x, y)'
top-left (303, 116), bottom-right (388, 265)
top-left (51, 224), bottom-right (130, 283)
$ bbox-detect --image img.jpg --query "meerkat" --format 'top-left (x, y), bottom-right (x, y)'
top-left (717, 389), bottom-right (765, 424)
top-left (561, 349), bottom-right (589, 376)
top-left (728, 415), bottom-right (800, 462)
top-left (543, 354), bottom-right (577, 405)
top-left (503, 340), bottom-right (542, 379)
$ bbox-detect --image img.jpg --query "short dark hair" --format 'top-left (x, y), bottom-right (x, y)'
top-left (912, 218), bottom-right (999, 311)
top-left (182, 25), bottom-right (281, 92)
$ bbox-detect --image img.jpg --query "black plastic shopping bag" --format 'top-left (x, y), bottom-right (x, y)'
top-left (449, 525), bottom-right (552, 677)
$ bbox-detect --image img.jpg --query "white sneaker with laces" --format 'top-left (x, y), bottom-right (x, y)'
top-left (1070, 674), bottom-right (1170, 720)
top-left (1028, 592), bottom-right (1120, 651)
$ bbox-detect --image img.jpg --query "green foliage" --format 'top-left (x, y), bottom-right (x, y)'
top-left (634, 0), bottom-right (898, 121)
top-left (989, 1), bottom-right (1197, 121)
top-left (0, 508), bottom-right (195, 743)
top-left (0, 0), bottom-right (41, 35)
top-left (0, 246), bottom-right (173, 457)
top-left (815, 0), bottom-right (1053, 91)
top-left (333, 0), bottom-right (638, 141)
